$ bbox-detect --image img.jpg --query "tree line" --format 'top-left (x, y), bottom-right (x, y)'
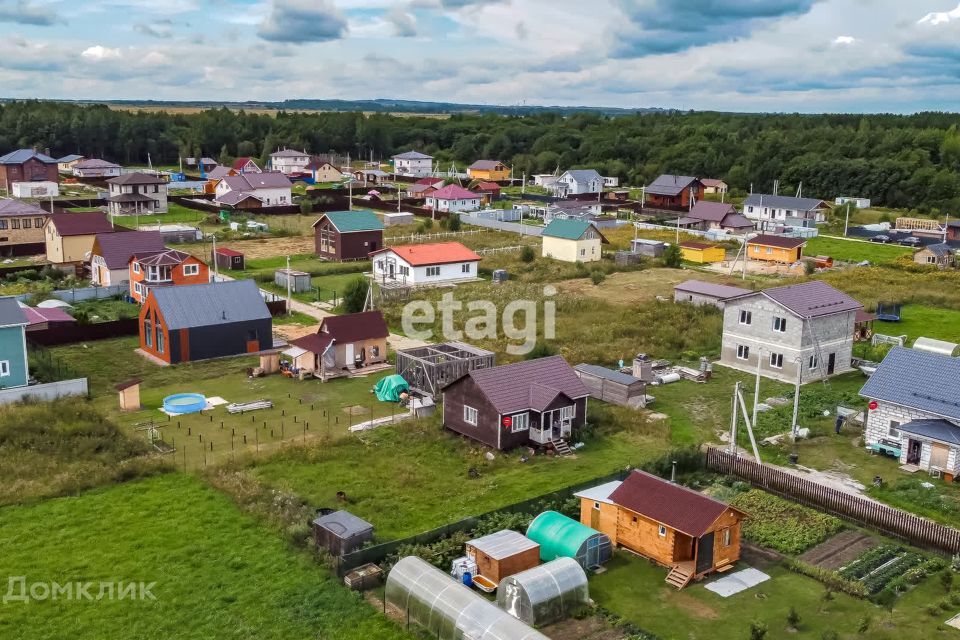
top-left (2, 100), bottom-right (960, 213)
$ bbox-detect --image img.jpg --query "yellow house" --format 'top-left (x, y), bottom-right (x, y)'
top-left (746, 234), bottom-right (806, 263)
top-left (309, 161), bottom-right (345, 183)
top-left (542, 219), bottom-right (608, 263)
top-left (44, 212), bottom-right (118, 265)
top-left (467, 160), bottom-right (510, 182)
top-left (679, 241), bottom-right (725, 263)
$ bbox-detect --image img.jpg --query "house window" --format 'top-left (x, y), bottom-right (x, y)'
top-left (808, 354), bottom-right (818, 369)
top-left (770, 353), bottom-right (784, 368)
top-left (0, 360), bottom-right (8, 377)
top-left (461, 263), bottom-right (471, 273)
top-left (773, 316), bottom-right (787, 332)
top-left (133, 262), bottom-right (141, 274)
top-left (560, 405), bottom-right (575, 420)
top-left (143, 318), bottom-right (152, 348)
top-left (736, 345), bottom-right (750, 360)
top-left (722, 528), bottom-right (732, 547)
top-left (10, 219), bottom-right (19, 229)
top-left (766, 247), bottom-right (773, 254)
top-left (658, 525), bottom-right (667, 537)
top-left (464, 405), bottom-right (478, 425)
top-left (34, 217), bottom-right (44, 227)
top-left (889, 420), bottom-right (901, 438)
top-left (399, 266), bottom-right (410, 276)
top-left (134, 282), bottom-right (142, 295)
top-left (183, 264), bottom-right (200, 276)
top-left (593, 501), bottom-right (601, 510)
top-left (156, 330), bottom-right (164, 354)
top-left (21, 218), bottom-right (30, 228)
top-left (739, 310), bottom-right (752, 325)
top-left (753, 246), bottom-right (760, 253)
top-left (0, 221), bottom-right (7, 230)
top-left (426, 266), bottom-right (441, 277)
top-left (747, 206), bottom-right (754, 213)
top-left (511, 412), bottom-right (529, 433)
top-left (371, 345), bottom-right (380, 357)
top-left (580, 248), bottom-right (585, 256)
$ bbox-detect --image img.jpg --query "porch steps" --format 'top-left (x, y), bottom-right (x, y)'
top-left (550, 439), bottom-right (573, 457)
top-left (665, 564), bottom-right (694, 590)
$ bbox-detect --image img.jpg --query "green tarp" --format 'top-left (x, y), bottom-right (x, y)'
top-left (374, 374), bottom-right (410, 402)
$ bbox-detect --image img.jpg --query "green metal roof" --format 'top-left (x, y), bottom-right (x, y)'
top-left (542, 219), bottom-right (592, 240)
top-left (320, 210), bottom-right (384, 233)
top-left (526, 511), bottom-right (601, 562)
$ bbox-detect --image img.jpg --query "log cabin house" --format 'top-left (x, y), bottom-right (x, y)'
top-left (574, 470), bottom-right (746, 589)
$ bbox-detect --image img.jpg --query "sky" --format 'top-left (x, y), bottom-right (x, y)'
top-left (1, 0), bottom-right (960, 113)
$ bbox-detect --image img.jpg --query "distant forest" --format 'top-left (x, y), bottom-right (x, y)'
top-left (3, 100), bottom-right (960, 212)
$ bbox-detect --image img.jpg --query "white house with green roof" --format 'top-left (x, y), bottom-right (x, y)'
top-left (541, 219), bottom-right (608, 263)
top-left (312, 210), bottom-right (385, 261)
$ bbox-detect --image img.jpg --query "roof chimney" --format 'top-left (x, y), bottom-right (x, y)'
top-left (222, 310), bottom-right (227, 320)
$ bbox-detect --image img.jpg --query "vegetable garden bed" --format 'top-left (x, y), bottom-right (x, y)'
top-left (731, 489), bottom-right (845, 554)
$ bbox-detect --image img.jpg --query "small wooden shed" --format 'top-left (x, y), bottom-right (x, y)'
top-left (274, 268), bottom-right (312, 293)
top-left (312, 510), bottom-right (374, 556)
top-left (213, 247), bottom-right (245, 271)
top-left (574, 363), bottom-right (648, 408)
top-left (116, 378), bottom-right (141, 411)
top-left (679, 242), bottom-right (725, 264)
top-left (465, 529), bottom-right (540, 584)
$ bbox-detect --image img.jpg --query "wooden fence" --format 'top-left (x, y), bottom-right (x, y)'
top-left (705, 447), bottom-right (960, 555)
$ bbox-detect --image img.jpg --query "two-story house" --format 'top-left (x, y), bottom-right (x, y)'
top-left (90, 230), bottom-right (166, 286)
top-left (553, 169), bottom-right (604, 197)
top-left (268, 149), bottom-right (311, 175)
top-left (369, 242), bottom-right (480, 286)
top-left (644, 175), bottom-right (704, 210)
top-left (442, 355), bottom-right (591, 450)
top-left (106, 173), bottom-right (169, 216)
top-left (44, 212), bottom-right (120, 267)
top-left (0, 149), bottom-right (59, 194)
top-left (391, 150), bottom-right (433, 177)
top-left (0, 297), bottom-right (29, 390)
top-left (214, 172), bottom-right (292, 209)
top-left (128, 248), bottom-right (209, 303)
top-left (467, 160), bottom-right (510, 182)
top-left (73, 159), bottom-right (122, 178)
top-left (719, 281), bottom-right (862, 383)
top-left (0, 199), bottom-right (48, 256)
top-left (742, 194), bottom-right (829, 230)
top-left (541, 219), bottom-right (608, 263)
top-left (861, 347), bottom-right (960, 481)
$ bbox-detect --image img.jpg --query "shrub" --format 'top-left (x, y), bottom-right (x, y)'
top-left (519, 245), bottom-right (535, 263)
top-left (748, 620), bottom-right (767, 640)
top-left (942, 569), bottom-right (954, 591)
top-left (821, 632), bottom-right (838, 640)
top-left (524, 341), bottom-right (557, 360)
top-left (340, 276), bottom-right (368, 314)
top-left (447, 214), bottom-right (461, 232)
top-left (857, 615), bottom-right (871, 634)
top-left (590, 270), bottom-right (606, 285)
top-left (783, 559), bottom-right (868, 598)
top-left (662, 244), bottom-right (682, 268)
top-left (786, 607), bottom-right (800, 629)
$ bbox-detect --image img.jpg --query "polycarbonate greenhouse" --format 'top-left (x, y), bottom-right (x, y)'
top-left (526, 511), bottom-right (612, 570)
top-left (496, 558), bottom-right (589, 626)
top-left (385, 556), bottom-right (550, 640)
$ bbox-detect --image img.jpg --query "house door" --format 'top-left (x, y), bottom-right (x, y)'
top-left (590, 504), bottom-right (601, 529)
top-left (695, 532), bottom-right (714, 575)
top-left (387, 262), bottom-right (395, 278)
top-left (827, 353), bottom-right (836, 375)
top-left (907, 439), bottom-right (922, 465)
top-left (345, 343), bottom-right (354, 367)
top-left (930, 443), bottom-right (949, 470)
top-left (246, 329), bottom-right (259, 353)
top-left (585, 536), bottom-right (602, 569)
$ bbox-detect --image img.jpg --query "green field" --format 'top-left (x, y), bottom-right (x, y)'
top-left (805, 235), bottom-right (912, 264)
top-left (592, 553), bottom-right (950, 640)
top-left (883, 304), bottom-right (960, 344)
top-left (0, 474), bottom-right (411, 640)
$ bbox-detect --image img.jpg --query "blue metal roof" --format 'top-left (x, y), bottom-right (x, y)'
top-left (0, 149), bottom-right (57, 164)
top-left (151, 280), bottom-right (270, 330)
top-left (574, 363), bottom-right (642, 386)
top-left (898, 419), bottom-right (960, 446)
top-left (860, 346), bottom-right (960, 421)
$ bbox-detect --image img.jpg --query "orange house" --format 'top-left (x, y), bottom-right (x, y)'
top-left (129, 249), bottom-right (210, 303)
top-left (747, 234), bottom-right (806, 263)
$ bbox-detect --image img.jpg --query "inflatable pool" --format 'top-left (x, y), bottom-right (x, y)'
top-left (163, 393), bottom-right (207, 415)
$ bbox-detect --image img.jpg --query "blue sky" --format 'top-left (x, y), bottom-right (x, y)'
top-left (1, 0), bottom-right (960, 113)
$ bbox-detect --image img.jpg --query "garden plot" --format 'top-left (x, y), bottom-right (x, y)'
top-left (838, 544), bottom-right (929, 595)
top-left (730, 489), bottom-right (845, 554)
top-left (798, 530), bottom-right (877, 571)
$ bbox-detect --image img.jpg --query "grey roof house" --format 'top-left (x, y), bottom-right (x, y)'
top-left (554, 169), bottom-right (604, 195)
top-left (686, 201), bottom-right (754, 232)
top-left (914, 242), bottom-right (954, 269)
top-left (861, 346), bottom-right (960, 478)
top-left (719, 281), bottom-right (862, 383)
top-left (90, 230), bottom-right (166, 286)
top-left (673, 280), bottom-right (753, 309)
top-left (742, 194), bottom-right (830, 230)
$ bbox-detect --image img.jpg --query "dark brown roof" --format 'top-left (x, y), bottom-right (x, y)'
top-left (48, 212), bottom-right (116, 236)
top-left (761, 280), bottom-right (862, 319)
top-left (687, 201), bottom-right (736, 222)
top-left (290, 332), bottom-right (333, 354)
top-left (94, 231), bottom-right (167, 269)
top-left (608, 470), bottom-right (739, 537)
top-left (747, 234), bottom-right (806, 249)
top-left (115, 378), bottom-right (142, 391)
top-left (107, 172), bottom-right (165, 185)
top-left (464, 355), bottom-right (590, 415)
top-left (320, 310), bottom-right (388, 343)
top-left (679, 241), bottom-right (719, 250)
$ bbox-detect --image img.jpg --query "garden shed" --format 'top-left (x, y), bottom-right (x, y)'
top-left (465, 530), bottom-right (540, 584)
top-left (525, 511), bottom-right (612, 571)
top-left (274, 268), bottom-right (312, 293)
top-left (574, 363), bottom-right (649, 408)
top-left (385, 556), bottom-right (549, 640)
top-left (496, 558), bottom-right (589, 627)
top-left (630, 238), bottom-right (667, 257)
top-left (312, 510), bottom-right (374, 556)
top-left (213, 246), bottom-right (244, 271)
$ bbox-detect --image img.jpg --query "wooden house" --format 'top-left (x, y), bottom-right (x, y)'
top-left (0, 199), bottom-right (48, 256)
top-left (138, 280), bottom-right (272, 365)
top-left (914, 243), bottom-right (954, 269)
top-left (370, 242), bottom-right (481, 286)
top-left (116, 378), bottom-right (141, 411)
top-left (467, 160), bottom-right (510, 182)
top-left (644, 175), bottom-right (704, 209)
top-left (574, 363), bottom-right (648, 408)
top-left (90, 231), bottom-right (166, 286)
top-left (286, 310), bottom-right (389, 380)
top-left (441, 355), bottom-right (590, 451)
top-left (679, 242), bottom-right (725, 264)
top-left (701, 178), bottom-right (728, 195)
top-left (312, 510), bottom-right (374, 556)
top-left (574, 471), bottom-right (746, 588)
top-left (212, 247), bottom-right (244, 271)
top-left (313, 210), bottom-right (384, 261)
top-left (465, 530), bottom-right (540, 584)
top-left (746, 234), bottom-right (806, 263)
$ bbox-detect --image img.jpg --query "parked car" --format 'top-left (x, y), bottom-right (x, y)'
top-left (870, 235), bottom-right (891, 243)
top-left (898, 237), bottom-right (922, 247)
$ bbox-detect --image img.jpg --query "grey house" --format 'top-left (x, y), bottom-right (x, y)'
top-left (673, 280), bottom-right (753, 310)
top-left (860, 347), bottom-right (960, 479)
top-left (742, 194), bottom-right (829, 230)
top-left (719, 281), bottom-right (861, 383)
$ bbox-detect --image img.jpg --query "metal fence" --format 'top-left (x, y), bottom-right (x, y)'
top-left (13, 284), bottom-right (129, 304)
top-left (705, 447), bottom-right (960, 555)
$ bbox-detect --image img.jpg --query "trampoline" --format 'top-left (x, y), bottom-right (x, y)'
top-left (163, 393), bottom-right (207, 415)
top-left (875, 301), bottom-right (902, 322)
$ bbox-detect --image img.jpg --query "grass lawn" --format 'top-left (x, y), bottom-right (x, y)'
top-left (591, 553), bottom-right (950, 640)
top-left (881, 304), bottom-right (960, 344)
top-left (113, 203), bottom-right (213, 230)
top-left (70, 297), bottom-right (140, 321)
top-left (0, 474), bottom-right (411, 640)
top-left (806, 235), bottom-right (912, 264)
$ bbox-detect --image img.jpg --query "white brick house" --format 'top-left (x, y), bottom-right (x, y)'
top-left (391, 150), bottom-right (433, 177)
top-left (369, 242), bottom-right (480, 286)
top-left (860, 346), bottom-right (960, 479)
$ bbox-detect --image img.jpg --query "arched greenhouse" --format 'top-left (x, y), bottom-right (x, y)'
top-left (496, 557), bottom-right (590, 626)
top-left (385, 556), bottom-right (549, 640)
top-left (526, 511), bottom-right (612, 570)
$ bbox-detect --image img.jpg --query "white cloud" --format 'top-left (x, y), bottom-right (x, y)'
top-left (917, 2), bottom-right (960, 25)
top-left (81, 45), bottom-right (122, 60)
top-left (832, 35), bottom-right (856, 45)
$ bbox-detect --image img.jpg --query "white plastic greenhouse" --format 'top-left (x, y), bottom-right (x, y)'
top-left (385, 556), bottom-right (550, 640)
top-left (496, 557), bottom-right (590, 626)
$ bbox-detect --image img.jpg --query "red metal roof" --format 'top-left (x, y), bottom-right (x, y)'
top-left (371, 242), bottom-right (480, 266)
top-left (429, 184), bottom-right (479, 201)
top-left (475, 181), bottom-right (501, 191)
top-left (608, 470), bottom-right (738, 537)
top-left (215, 247), bottom-right (243, 257)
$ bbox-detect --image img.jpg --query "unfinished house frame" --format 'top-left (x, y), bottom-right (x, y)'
top-left (395, 341), bottom-right (495, 398)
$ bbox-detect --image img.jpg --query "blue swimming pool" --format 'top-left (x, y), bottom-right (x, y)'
top-left (163, 393), bottom-right (207, 415)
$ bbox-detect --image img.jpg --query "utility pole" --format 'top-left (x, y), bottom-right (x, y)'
top-left (348, 178), bottom-right (353, 211)
top-left (212, 235), bottom-right (219, 279)
top-left (285, 255), bottom-right (292, 316)
top-left (791, 357), bottom-right (802, 440)
top-left (751, 349), bottom-right (762, 433)
top-left (844, 202), bottom-right (852, 237)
